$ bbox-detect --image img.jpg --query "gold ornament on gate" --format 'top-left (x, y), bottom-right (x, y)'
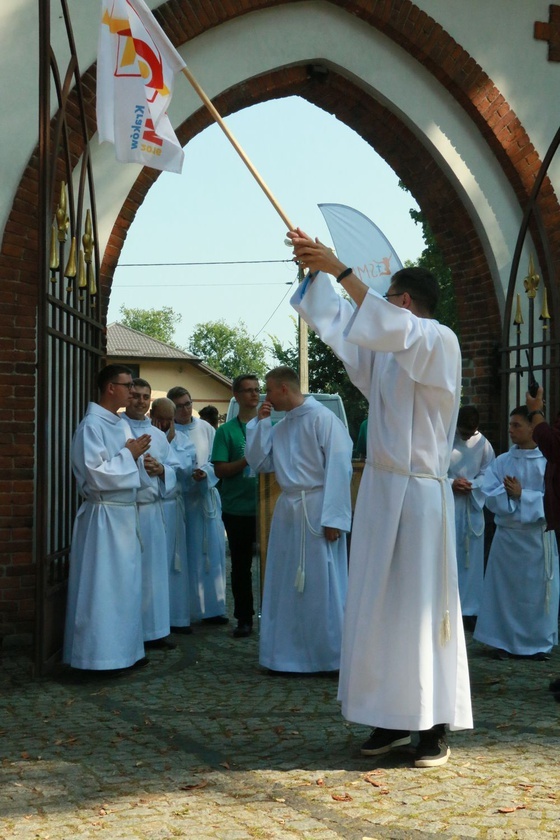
top-left (65, 236), bottom-right (77, 292)
top-left (523, 254), bottom-right (539, 299)
top-left (78, 248), bottom-right (87, 299)
top-left (540, 286), bottom-right (551, 325)
top-left (83, 210), bottom-right (97, 301)
top-left (49, 224), bottom-right (59, 281)
top-left (513, 293), bottom-right (523, 326)
top-left (56, 181), bottom-right (69, 243)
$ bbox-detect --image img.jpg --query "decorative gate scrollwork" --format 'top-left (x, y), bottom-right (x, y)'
top-left (499, 127), bottom-right (560, 452)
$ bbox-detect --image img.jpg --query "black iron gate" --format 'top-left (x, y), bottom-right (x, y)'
top-left (36, 0), bottom-right (105, 675)
top-left (499, 127), bottom-right (560, 453)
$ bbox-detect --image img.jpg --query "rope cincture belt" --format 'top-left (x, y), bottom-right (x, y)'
top-left (542, 524), bottom-right (555, 614)
top-left (370, 459), bottom-right (451, 646)
top-left (173, 493), bottom-right (187, 572)
top-left (201, 486), bottom-right (220, 574)
top-left (282, 486), bottom-right (324, 593)
top-left (90, 498), bottom-right (143, 550)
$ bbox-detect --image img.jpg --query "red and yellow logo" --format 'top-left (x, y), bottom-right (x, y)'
top-left (102, 4), bottom-right (170, 104)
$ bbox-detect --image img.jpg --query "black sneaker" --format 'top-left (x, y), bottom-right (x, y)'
top-left (415, 726), bottom-right (450, 768)
top-left (145, 638), bottom-right (177, 650)
top-left (171, 625), bottom-right (193, 635)
top-left (360, 728), bottom-right (411, 756)
top-left (233, 623), bottom-right (253, 638)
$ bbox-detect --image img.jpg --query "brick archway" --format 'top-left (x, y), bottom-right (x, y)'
top-left (103, 61), bottom-right (505, 436)
top-left (1, 0), bottom-right (559, 639)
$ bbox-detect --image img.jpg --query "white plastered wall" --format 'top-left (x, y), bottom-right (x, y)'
top-left (1, 0), bottom-right (558, 321)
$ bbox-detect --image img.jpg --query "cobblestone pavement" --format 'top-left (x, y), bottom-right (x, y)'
top-left (2, 621), bottom-right (560, 840)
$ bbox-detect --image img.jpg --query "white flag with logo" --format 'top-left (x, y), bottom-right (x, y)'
top-left (97, 0), bottom-right (186, 173)
top-left (318, 203), bottom-right (403, 295)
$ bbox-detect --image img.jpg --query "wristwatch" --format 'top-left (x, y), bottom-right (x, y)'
top-left (527, 409), bottom-right (545, 421)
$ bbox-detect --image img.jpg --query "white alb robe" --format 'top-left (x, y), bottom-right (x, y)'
top-left (448, 432), bottom-right (495, 616)
top-left (64, 403), bottom-right (145, 670)
top-left (126, 416), bottom-right (178, 641)
top-left (246, 397), bottom-right (352, 672)
top-left (292, 275), bottom-right (473, 731)
top-left (175, 418), bottom-right (226, 619)
top-left (474, 446), bottom-right (559, 655)
top-left (166, 431), bottom-right (196, 627)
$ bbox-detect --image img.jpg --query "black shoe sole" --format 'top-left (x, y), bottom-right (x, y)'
top-left (415, 745), bottom-right (450, 767)
top-left (360, 735), bottom-right (411, 756)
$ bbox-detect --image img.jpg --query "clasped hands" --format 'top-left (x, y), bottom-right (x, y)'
top-left (125, 434), bottom-right (151, 461)
top-left (503, 474), bottom-right (521, 499)
top-left (452, 477), bottom-right (472, 494)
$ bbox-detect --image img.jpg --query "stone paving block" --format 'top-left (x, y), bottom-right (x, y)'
top-left (3, 624), bottom-right (560, 839)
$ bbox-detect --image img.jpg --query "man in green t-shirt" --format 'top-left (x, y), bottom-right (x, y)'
top-left (211, 375), bottom-right (260, 637)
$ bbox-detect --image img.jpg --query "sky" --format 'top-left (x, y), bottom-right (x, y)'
top-left (107, 95), bottom-right (426, 355)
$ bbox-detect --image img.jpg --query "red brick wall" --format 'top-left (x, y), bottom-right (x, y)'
top-left (1, 0), bottom-right (559, 639)
top-left (0, 159), bottom-right (40, 637)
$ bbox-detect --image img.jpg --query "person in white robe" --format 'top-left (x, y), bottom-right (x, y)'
top-left (289, 229), bottom-right (473, 768)
top-left (63, 365), bottom-right (151, 672)
top-left (448, 405), bottom-right (495, 623)
top-left (167, 387), bottom-right (227, 623)
top-left (245, 366), bottom-right (353, 673)
top-left (151, 397), bottom-right (196, 634)
top-left (124, 380), bottom-right (179, 649)
top-left (474, 405), bottom-right (559, 658)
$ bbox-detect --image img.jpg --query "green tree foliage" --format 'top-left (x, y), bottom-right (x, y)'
top-left (270, 320), bottom-right (368, 446)
top-left (119, 305), bottom-right (183, 348)
top-left (188, 319), bottom-right (269, 382)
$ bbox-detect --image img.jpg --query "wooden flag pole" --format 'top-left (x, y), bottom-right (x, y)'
top-left (181, 66), bottom-right (295, 231)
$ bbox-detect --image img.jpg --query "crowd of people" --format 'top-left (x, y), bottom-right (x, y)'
top-left (63, 372), bottom-right (239, 677)
top-left (63, 228), bottom-right (560, 770)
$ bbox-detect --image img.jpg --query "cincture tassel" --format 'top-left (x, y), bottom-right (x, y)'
top-left (440, 610), bottom-right (451, 645)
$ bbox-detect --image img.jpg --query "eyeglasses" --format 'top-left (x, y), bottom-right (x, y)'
top-left (383, 292), bottom-right (404, 300)
top-left (111, 381), bottom-right (133, 389)
top-left (175, 400), bottom-right (192, 409)
top-left (237, 388), bottom-right (260, 394)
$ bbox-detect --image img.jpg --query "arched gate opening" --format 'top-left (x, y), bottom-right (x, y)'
top-left (1, 0), bottom-right (559, 672)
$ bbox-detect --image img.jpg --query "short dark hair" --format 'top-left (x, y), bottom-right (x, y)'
top-left (457, 405), bottom-right (479, 430)
top-left (167, 386), bottom-right (191, 402)
top-left (132, 377), bottom-right (151, 391)
top-left (265, 366), bottom-right (300, 389)
top-left (391, 266), bottom-right (440, 315)
top-left (97, 364), bottom-right (132, 393)
top-left (232, 374), bottom-right (259, 393)
top-left (510, 405), bottom-right (530, 419)
top-left (199, 405), bottom-right (219, 426)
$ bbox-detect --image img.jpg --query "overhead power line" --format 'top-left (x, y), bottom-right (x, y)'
top-left (116, 281), bottom-right (294, 288)
top-left (118, 258), bottom-right (292, 267)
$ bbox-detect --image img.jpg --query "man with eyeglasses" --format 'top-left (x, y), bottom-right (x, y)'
top-left (167, 386), bottom-right (227, 625)
top-left (124, 379), bottom-right (179, 651)
top-left (211, 375), bottom-right (260, 638)
top-left (64, 364), bottom-right (152, 674)
top-left (288, 229), bottom-right (472, 768)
